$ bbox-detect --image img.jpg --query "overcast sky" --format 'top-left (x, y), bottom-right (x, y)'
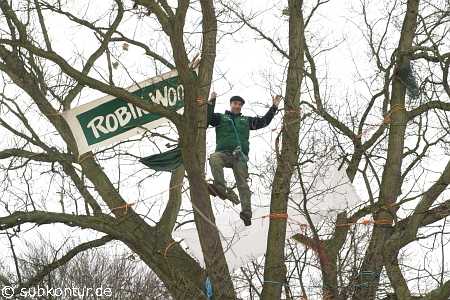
top-left (1, 0), bottom-right (449, 297)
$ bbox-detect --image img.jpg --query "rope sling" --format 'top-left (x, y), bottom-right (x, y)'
top-left (227, 117), bottom-right (249, 163)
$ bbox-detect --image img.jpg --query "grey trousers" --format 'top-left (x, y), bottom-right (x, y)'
top-left (208, 151), bottom-right (251, 215)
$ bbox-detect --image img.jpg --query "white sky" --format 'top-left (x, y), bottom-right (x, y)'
top-left (1, 0), bottom-right (449, 297)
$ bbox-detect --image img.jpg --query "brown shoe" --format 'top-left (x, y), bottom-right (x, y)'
top-left (207, 183), bottom-right (226, 199)
top-left (207, 184), bottom-right (240, 205)
top-left (240, 211), bottom-right (252, 226)
top-left (225, 189), bottom-right (240, 205)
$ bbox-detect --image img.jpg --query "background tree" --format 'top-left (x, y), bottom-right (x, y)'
top-left (0, 0), bottom-right (229, 298)
top-left (1, 236), bottom-right (171, 299)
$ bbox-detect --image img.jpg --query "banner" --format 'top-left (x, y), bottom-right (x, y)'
top-left (62, 69), bottom-right (186, 155)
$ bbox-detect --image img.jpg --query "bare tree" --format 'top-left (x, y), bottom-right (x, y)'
top-left (221, 0), bottom-right (450, 299)
top-left (0, 235), bottom-right (171, 299)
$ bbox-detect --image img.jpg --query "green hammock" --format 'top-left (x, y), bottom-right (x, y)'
top-left (139, 146), bottom-right (183, 172)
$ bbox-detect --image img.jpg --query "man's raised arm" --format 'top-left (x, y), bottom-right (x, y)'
top-left (198, 92), bottom-right (221, 127)
top-left (248, 95), bottom-right (281, 130)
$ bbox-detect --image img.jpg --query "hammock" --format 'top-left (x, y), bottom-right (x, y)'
top-left (139, 146), bottom-right (183, 172)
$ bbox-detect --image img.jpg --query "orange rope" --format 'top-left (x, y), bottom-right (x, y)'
top-left (105, 181), bottom-right (185, 217)
top-left (77, 153), bottom-right (92, 165)
top-left (256, 213), bottom-right (394, 234)
top-left (285, 108), bottom-right (302, 114)
top-left (196, 96), bottom-right (209, 106)
top-left (355, 105), bottom-right (405, 140)
top-left (258, 212), bottom-right (309, 236)
top-left (264, 212), bottom-right (289, 220)
top-left (110, 202), bottom-right (135, 214)
top-left (335, 218), bottom-right (392, 228)
top-left (383, 104), bottom-right (405, 124)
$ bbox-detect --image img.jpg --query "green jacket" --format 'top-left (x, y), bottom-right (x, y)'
top-left (207, 98), bottom-right (277, 155)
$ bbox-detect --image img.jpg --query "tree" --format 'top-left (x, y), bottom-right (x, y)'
top-left (1, 236), bottom-right (171, 299)
top-left (0, 0), bottom-right (228, 298)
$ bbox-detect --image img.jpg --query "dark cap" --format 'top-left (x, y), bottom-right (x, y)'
top-left (230, 95), bottom-right (245, 104)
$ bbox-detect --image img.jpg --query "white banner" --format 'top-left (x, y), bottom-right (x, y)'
top-left (62, 69), bottom-right (185, 155)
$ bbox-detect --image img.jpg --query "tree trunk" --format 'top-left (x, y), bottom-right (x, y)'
top-left (261, 0), bottom-right (305, 299)
top-left (167, 0), bottom-right (236, 297)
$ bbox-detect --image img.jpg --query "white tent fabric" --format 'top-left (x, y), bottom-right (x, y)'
top-left (173, 160), bottom-right (362, 272)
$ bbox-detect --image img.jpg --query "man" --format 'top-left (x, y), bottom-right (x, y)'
top-left (202, 92), bottom-right (282, 226)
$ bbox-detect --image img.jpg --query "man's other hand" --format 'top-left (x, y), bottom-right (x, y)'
top-left (196, 91), bottom-right (216, 106)
top-left (272, 95), bottom-right (282, 107)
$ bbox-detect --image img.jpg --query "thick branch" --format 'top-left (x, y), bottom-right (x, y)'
top-left (0, 211), bottom-right (118, 234)
top-left (389, 160), bottom-right (450, 248)
top-left (304, 43), bottom-right (356, 140)
top-left (422, 279), bottom-right (450, 300)
top-left (134, 0), bottom-right (172, 34)
top-left (157, 165), bottom-right (184, 234)
top-left (0, 42), bottom-right (182, 128)
top-left (408, 101), bottom-right (450, 119)
top-left (60, 161), bottom-right (103, 214)
top-left (0, 149), bottom-right (70, 163)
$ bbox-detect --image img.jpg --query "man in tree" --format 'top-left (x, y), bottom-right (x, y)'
top-left (201, 92), bottom-right (282, 226)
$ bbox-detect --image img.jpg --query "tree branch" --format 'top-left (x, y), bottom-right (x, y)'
top-left (0, 211), bottom-right (119, 234)
top-left (0, 42), bottom-right (182, 128)
top-left (408, 101), bottom-right (450, 120)
top-left (0, 149), bottom-right (73, 163)
top-left (134, 0), bottom-right (172, 34)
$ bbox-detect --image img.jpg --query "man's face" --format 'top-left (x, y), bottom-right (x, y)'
top-left (230, 100), bottom-right (243, 114)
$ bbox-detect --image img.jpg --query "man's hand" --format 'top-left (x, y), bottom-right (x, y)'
top-left (272, 95), bottom-right (282, 107)
top-left (196, 91), bottom-right (217, 105)
top-left (196, 96), bottom-right (205, 105)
